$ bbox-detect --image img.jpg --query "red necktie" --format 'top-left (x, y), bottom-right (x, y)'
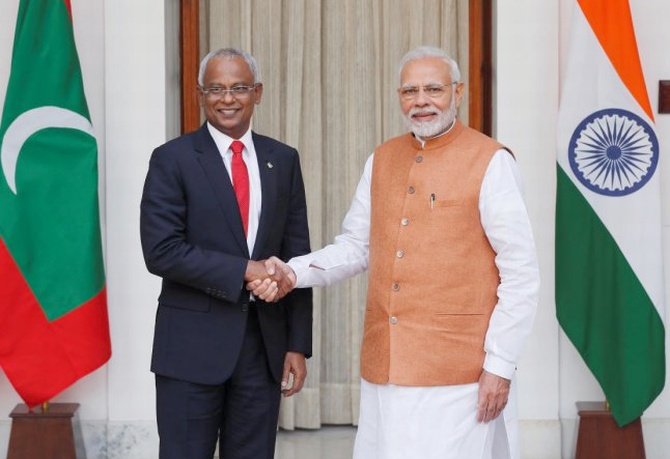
top-left (230, 140), bottom-right (250, 236)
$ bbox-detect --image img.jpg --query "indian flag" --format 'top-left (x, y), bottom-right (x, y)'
top-left (556, 0), bottom-right (665, 426)
top-left (0, 0), bottom-right (111, 406)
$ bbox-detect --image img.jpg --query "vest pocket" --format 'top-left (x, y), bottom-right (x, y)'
top-left (432, 198), bottom-right (463, 208)
top-left (433, 310), bottom-right (487, 336)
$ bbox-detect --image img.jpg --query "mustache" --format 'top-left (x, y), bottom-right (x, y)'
top-left (408, 107), bottom-right (441, 118)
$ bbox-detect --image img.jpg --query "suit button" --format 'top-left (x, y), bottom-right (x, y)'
top-left (390, 316), bottom-right (398, 325)
top-left (241, 303), bottom-right (249, 312)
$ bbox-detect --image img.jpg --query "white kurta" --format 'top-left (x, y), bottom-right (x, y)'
top-left (289, 148), bottom-right (539, 459)
top-left (355, 380), bottom-right (510, 459)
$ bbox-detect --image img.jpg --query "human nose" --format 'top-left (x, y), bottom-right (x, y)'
top-left (220, 90), bottom-right (237, 103)
top-left (413, 88), bottom-right (432, 105)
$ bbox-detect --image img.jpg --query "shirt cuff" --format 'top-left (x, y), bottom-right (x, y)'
top-left (288, 258), bottom-right (311, 288)
top-left (483, 353), bottom-right (517, 380)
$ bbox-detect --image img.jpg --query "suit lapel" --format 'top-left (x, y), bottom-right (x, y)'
top-left (251, 132), bottom-right (278, 260)
top-left (194, 125), bottom-right (249, 256)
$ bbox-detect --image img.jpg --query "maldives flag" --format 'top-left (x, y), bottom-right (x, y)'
top-left (556, 0), bottom-right (665, 426)
top-left (0, 0), bottom-right (110, 407)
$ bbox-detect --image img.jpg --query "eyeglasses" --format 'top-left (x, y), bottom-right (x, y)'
top-left (398, 82), bottom-right (458, 100)
top-left (200, 84), bottom-right (259, 99)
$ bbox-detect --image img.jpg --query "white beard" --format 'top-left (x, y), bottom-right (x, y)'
top-left (404, 97), bottom-right (457, 139)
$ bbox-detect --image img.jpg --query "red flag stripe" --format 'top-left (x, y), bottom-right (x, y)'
top-left (0, 238), bottom-right (110, 407)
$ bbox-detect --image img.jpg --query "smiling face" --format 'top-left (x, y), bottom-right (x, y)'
top-left (198, 55), bottom-right (263, 139)
top-left (399, 57), bottom-right (464, 139)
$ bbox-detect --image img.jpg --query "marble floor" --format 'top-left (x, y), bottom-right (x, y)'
top-left (275, 426), bottom-right (357, 459)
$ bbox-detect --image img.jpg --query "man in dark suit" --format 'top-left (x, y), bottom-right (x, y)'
top-left (140, 47), bottom-right (312, 459)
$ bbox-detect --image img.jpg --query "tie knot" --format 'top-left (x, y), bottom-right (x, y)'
top-left (230, 140), bottom-right (245, 156)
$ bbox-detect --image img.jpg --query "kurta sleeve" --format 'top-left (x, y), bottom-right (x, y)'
top-left (289, 154), bottom-right (374, 287)
top-left (479, 150), bottom-right (540, 379)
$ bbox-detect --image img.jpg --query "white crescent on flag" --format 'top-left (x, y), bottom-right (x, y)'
top-left (1, 105), bottom-right (95, 194)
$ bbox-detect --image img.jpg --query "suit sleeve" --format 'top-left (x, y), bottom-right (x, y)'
top-left (140, 144), bottom-right (248, 302)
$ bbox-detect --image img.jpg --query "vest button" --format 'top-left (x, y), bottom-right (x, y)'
top-left (396, 250), bottom-right (404, 258)
top-left (391, 283), bottom-right (400, 291)
top-left (408, 186), bottom-right (415, 194)
top-left (416, 155), bottom-right (423, 163)
top-left (390, 316), bottom-right (398, 325)
top-left (401, 218), bottom-right (409, 226)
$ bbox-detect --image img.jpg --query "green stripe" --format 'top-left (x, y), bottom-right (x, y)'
top-left (0, 129), bottom-right (104, 320)
top-left (0, 0), bottom-right (88, 128)
top-left (556, 165), bottom-right (665, 426)
top-left (0, 0), bottom-right (104, 321)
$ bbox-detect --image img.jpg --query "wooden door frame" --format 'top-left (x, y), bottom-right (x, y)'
top-left (179, 0), bottom-right (492, 135)
top-left (180, 0), bottom-right (201, 134)
top-left (468, 0), bottom-right (492, 135)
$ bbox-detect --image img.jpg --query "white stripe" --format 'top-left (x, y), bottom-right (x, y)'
top-left (556, 6), bottom-right (664, 315)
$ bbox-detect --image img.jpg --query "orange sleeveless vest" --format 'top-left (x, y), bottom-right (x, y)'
top-left (361, 120), bottom-right (507, 386)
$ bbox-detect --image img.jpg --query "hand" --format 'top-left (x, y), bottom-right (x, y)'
top-left (476, 370), bottom-right (510, 423)
top-left (244, 259), bottom-right (270, 282)
top-left (281, 351), bottom-right (306, 397)
top-left (246, 256), bottom-right (296, 302)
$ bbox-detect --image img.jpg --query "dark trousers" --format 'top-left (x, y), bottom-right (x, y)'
top-left (156, 308), bottom-right (281, 459)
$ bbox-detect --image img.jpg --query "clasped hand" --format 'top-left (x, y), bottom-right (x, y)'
top-left (245, 256), bottom-right (296, 302)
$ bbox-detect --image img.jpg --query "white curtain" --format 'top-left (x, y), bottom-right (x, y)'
top-left (201, 0), bottom-right (469, 429)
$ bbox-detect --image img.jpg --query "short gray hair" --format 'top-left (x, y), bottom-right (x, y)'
top-left (398, 46), bottom-right (461, 84)
top-left (198, 48), bottom-right (261, 86)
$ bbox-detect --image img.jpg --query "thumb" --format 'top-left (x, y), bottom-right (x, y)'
top-left (281, 365), bottom-right (290, 390)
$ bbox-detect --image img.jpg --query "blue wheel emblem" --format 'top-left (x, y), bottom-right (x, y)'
top-left (568, 108), bottom-right (658, 196)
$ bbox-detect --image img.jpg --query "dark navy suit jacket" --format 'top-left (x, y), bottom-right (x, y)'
top-left (140, 124), bottom-right (312, 385)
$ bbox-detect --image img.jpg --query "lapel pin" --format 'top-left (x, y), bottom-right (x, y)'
top-left (266, 162), bottom-right (273, 169)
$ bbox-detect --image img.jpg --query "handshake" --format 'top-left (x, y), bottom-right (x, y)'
top-left (245, 256), bottom-right (296, 302)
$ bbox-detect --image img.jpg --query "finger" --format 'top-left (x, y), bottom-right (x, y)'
top-left (282, 374), bottom-right (305, 397)
top-left (286, 363), bottom-right (306, 396)
top-left (252, 279), bottom-right (274, 299)
top-left (487, 406), bottom-right (498, 423)
top-left (246, 279), bottom-right (262, 291)
top-left (250, 278), bottom-right (271, 295)
top-left (477, 404), bottom-right (487, 423)
top-left (292, 374), bottom-right (305, 393)
top-left (483, 400), bottom-right (506, 423)
top-left (258, 282), bottom-right (279, 301)
top-left (264, 258), bottom-right (276, 276)
top-left (476, 392), bottom-right (489, 423)
top-left (281, 364), bottom-right (290, 392)
top-left (479, 403), bottom-right (493, 423)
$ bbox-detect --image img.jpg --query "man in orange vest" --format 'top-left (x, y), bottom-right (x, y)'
top-left (250, 46), bottom-right (539, 459)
